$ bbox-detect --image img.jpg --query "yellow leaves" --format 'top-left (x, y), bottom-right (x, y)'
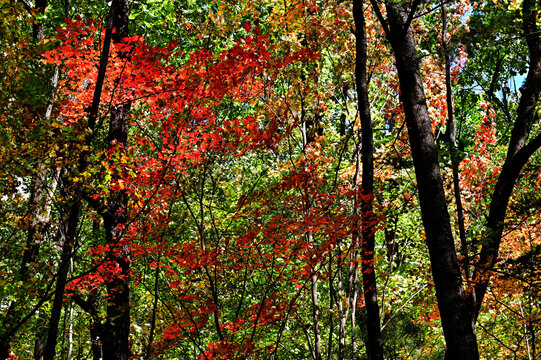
top-left (508, 0), bottom-right (522, 11)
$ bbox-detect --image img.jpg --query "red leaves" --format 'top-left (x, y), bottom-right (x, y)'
top-left (43, 18), bottom-right (379, 359)
top-left (65, 258), bottom-right (127, 297)
top-left (283, 48), bottom-right (320, 66)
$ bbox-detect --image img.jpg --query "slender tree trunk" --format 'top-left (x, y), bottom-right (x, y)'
top-left (353, 1), bottom-right (385, 359)
top-left (336, 244), bottom-right (349, 360)
top-left (67, 260), bottom-right (74, 360)
top-left (145, 254), bottom-right (161, 359)
top-left (300, 96), bottom-right (323, 360)
top-left (309, 232), bottom-right (323, 360)
top-left (99, 1), bottom-right (132, 359)
top-left (327, 276), bottom-right (334, 360)
top-left (370, 2), bottom-right (479, 358)
top-left (349, 252), bottom-right (360, 360)
top-left (441, 2), bottom-right (470, 281)
top-left (0, 3), bottom-right (62, 357)
top-left (43, 189), bottom-right (80, 360)
top-left (42, 0), bottom-right (120, 356)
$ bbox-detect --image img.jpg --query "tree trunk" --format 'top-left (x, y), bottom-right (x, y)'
top-left (43, 188), bottom-right (80, 360)
top-left (469, 0), bottom-right (541, 322)
top-left (0, 343), bottom-right (9, 360)
top-left (32, 0), bottom-right (47, 42)
top-left (440, 1), bottom-right (471, 282)
top-left (0, 3), bottom-right (62, 357)
top-left (336, 243), bottom-right (351, 360)
top-left (308, 231), bottom-right (323, 360)
top-left (42, 0), bottom-right (122, 356)
top-left (100, 197), bottom-right (131, 360)
top-left (372, 2), bottom-right (479, 358)
top-left (90, 324), bottom-right (102, 360)
top-left (353, 1), bottom-right (385, 359)
top-left (99, 1), bottom-right (132, 359)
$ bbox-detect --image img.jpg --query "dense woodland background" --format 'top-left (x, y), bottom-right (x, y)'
top-left (0, 0), bottom-right (540, 359)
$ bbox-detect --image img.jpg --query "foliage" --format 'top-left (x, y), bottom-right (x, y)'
top-left (0, 0), bottom-right (540, 359)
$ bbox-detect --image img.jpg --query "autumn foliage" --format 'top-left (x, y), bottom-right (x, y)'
top-left (0, 0), bottom-right (540, 359)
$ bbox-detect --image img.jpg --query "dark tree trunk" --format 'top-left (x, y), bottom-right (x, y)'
top-left (43, 189), bottom-right (80, 360)
top-left (41, 0), bottom-right (122, 357)
top-left (353, 0), bottom-right (385, 359)
top-left (0, 343), bottom-right (8, 360)
top-left (370, 2), bottom-right (479, 358)
top-left (101, 201), bottom-right (131, 360)
top-left (32, 0), bottom-right (47, 42)
top-left (470, 0), bottom-right (541, 320)
top-left (441, 1), bottom-right (470, 281)
top-left (99, 1), bottom-right (132, 359)
top-left (90, 324), bottom-right (102, 360)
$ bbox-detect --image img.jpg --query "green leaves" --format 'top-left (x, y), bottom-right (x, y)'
top-left (1, 0), bottom-right (540, 358)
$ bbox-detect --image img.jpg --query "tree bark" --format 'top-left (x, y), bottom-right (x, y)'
top-left (441, 1), bottom-right (470, 281)
top-left (99, 1), bottom-right (132, 359)
top-left (32, 0), bottom-right (47, 42)
top-left (470, 0), bottom-right (541, 320)
top-left (43, 185), bottom-right (81, 360)
top-left (308, 231), bottom-right (323, 360)
top-left (42, 1), bottom-right (122, 357)
top-left (353, 1), bottom-right (385, 359)
top-left (370, 2), bottom-right (479, 358)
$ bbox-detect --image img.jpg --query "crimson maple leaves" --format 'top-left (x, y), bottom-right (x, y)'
top-left (2, 0), bottom-right (540, 358)
top-left (42, 16), bottom-right (367, 358)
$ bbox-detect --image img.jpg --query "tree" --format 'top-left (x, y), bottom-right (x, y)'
top-left (1, 0), bottom-right (540, 358)
top-left (353, 0), bottom-right (384, 359)
top-left (368, 0), bottom-right (540, 358)
top-left (368, 1), bottom-right (479, 358)
top-left (469, 0), bottom-right (541, 322)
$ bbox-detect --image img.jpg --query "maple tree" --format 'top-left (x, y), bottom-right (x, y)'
top-left (0, 0), bottom-right (540, 359)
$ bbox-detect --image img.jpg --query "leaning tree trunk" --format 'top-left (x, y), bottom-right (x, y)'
top-left (469, 0), bottom-right (541, 322)
top-left (369, 2), bottom-right (479, 359)
top-left (41, 1), bottom-right (123, 358)
top-left (440, 1), bottom-right (470, 282)
top-left (43, 186), bottom-right (81, 360)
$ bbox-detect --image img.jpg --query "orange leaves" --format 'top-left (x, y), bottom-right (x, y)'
top-left (460, 100), bottom-right (502, 219)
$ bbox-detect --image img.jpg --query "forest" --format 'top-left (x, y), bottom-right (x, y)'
top-left (0, 0), bottom-right (540, 359)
